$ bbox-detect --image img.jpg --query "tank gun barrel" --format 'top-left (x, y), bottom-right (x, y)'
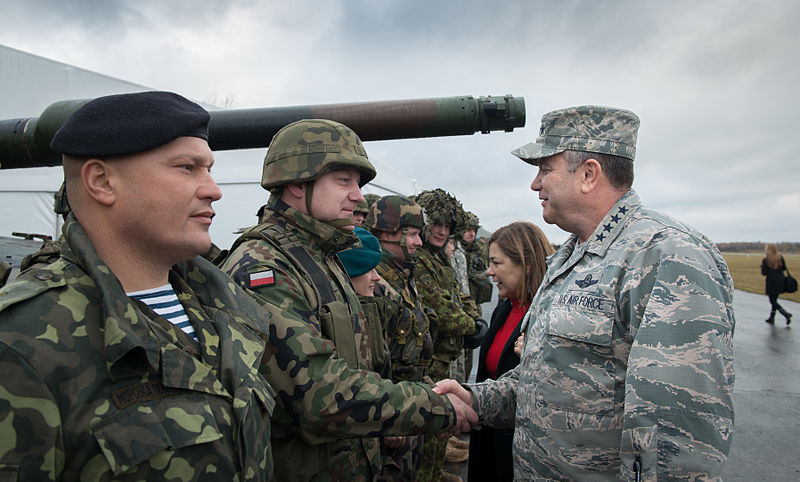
top-left (0, 94), bottom-right (524, 169)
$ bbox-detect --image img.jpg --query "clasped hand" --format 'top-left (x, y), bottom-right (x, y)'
top-left (434, 379), bottom-right (478, 436)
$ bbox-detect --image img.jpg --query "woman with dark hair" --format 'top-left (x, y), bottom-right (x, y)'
top-left (762, 243), bottom-right (792, 325)
top-left (467, 221), bottom-right (554, 481)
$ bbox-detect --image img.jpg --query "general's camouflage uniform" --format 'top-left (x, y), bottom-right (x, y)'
top-left (373, 247), bottom-right (435, 482)
top-left (470, 190), bottom-right (735, 480)
top-left (0, 215), bottom-right (276, 481)
top-left (221, 197), bottom-right (457, 482)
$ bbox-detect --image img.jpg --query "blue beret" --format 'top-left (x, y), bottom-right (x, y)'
top-left (339, 227), bottom-right (383, 277)
top-left (50, 91), bottom-right (210, 157)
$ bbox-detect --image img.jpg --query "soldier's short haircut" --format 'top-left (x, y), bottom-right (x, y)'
top-left (563, 150), bottom-right (633, 189)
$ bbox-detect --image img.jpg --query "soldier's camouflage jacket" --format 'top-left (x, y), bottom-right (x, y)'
top-left (374, 248), bottom-right (434, 382)
top-left (470, 190), bottom-right (735, 481)
top-left (449, 242), bottom-right (470, 296)
top-left (414, 246), bottom-right (477, 363)
top-left (0, 215), bottom-right (276, 481)
top-left (461, 240), bottom-right (492, 305)
top-left (221, 197), bottom-right (457, 482)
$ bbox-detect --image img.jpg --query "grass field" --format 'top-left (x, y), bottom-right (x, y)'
top-left (721, 252), bottom-right (800, 304)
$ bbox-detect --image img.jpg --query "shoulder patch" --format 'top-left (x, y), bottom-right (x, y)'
top-left (249, 269), bottom-right (276, 288)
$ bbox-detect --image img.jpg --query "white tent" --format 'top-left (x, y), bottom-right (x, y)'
top-left (0, 44), bottom-right (421, 251)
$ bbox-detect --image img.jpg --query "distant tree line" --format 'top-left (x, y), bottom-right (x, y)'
top-left (716, 242), bottom-right (800, 253)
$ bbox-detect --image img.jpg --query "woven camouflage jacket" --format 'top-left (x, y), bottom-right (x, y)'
top-left (461, 240), bottom-right (492, 306)
top-left (414, 245), bottom-right (477, 362)
top-left (221, 197), bottom-right (456, 482)
top-left (374, 248), bottom-right (434, 382)
top-left (470, 190), bottom-right (735, 480)
top-left (0, 215), bottom-right (276, 481)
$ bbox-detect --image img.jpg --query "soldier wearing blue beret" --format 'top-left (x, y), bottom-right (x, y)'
top-left (437, 105), bottom-right (736, 480)
top-left (0, 91), bottom-right (276, 480)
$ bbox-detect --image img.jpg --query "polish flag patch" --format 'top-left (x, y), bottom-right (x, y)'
top-left (249, 270), bottom-right (275, 287)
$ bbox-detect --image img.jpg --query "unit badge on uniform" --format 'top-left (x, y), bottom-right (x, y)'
top-left (575, 274), bottom-right (599, 289)
top-left (249, 269), bottom-right (275, 287)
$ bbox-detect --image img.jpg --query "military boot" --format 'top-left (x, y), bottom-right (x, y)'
top-left (778, 307), bottom-right (792, 325)
top-left (766, 309), bottom-right (776, 324)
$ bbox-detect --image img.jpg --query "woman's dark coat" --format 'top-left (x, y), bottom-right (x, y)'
top-left (762, 256), bottom-right (787, 296)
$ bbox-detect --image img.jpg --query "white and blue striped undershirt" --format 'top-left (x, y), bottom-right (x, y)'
top-left (127, 284), bottom-right (197, 341)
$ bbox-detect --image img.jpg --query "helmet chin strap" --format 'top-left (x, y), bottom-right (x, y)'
top-left (399, 227), bottom-right (415, 261)
top-left (304, 182), bottom-right (315, 218)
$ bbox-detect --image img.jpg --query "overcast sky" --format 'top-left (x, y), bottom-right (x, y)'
top-left (2, 0), bottom-right (798, 244)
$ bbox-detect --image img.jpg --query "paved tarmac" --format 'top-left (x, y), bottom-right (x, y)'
top-left (447, 289), bottom-right (800, 480)
top-left (721, 290), bottom-right (799, 480)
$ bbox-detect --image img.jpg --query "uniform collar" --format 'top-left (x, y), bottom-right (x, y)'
top-left (265, 196), bottom-right (359, 255)
top-left (583, 189), bottom-right (640, 257)
top-left (60, 214), bottom-right (165, 378)
top-left (60, 215), bottom-right (247, 398)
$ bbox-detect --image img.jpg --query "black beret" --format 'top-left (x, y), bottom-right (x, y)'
top-left (50, 91), bottom-right (210, 157)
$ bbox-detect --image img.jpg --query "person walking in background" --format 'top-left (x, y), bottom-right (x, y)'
top-left (468, 221), bottom-right (554, 482)
top-left (762, 243), bottom-right (793, 325)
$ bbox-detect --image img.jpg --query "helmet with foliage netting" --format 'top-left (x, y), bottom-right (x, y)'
top-left (261, 119), bottom-right (376, 191)
top-left (413, 188), bottom-right (466, 238)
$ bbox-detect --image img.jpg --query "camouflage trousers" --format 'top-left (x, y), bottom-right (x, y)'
top-left (417, 359), bottom-right (451, 482)
top-left (377, 435), bottom-right (424, 482)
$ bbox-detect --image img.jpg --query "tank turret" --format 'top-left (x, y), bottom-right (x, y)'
top-left (0, 94), bottom-right (525, 169)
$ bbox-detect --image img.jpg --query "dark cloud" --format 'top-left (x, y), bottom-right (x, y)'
top-left (0, 0), bottom-right (797, 243)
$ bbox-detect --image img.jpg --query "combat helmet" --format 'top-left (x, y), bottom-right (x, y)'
top-left (413, 188), bottom-right (466, 243)
top-left (365, 195), bottom-right (425, 260)
top-left (363, 193), bottom-right (381, 210)
top-left (261, 119), bottom-right (377, 191)
top-left (354, 199), bottom-right (370, 217)
top-left (464, 211), bottom-right (480, 231)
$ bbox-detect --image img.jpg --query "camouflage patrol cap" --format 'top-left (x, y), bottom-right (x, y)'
top-left (365, 195), bottom-right (425, 233)
top-left (511, 105), bottom-right (639, 165)
top-left (261, 119), bottom-right (377, 190)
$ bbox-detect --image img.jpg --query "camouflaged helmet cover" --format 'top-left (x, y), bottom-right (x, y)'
top-left (261, 119), bottom-right (377, 190)
top-left (354, 199), bottom-right (370, 215)
top-left (413, 188), bottom-right (466, 234)
top-left (363, 193), bottom-right (381, 210)
top-left (365, 195), bottom-right (425, 233)
top-left (464, 211), bottom-right (480, 230)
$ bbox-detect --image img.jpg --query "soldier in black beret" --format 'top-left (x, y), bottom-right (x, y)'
top-left (0, 91), bottom-right (277, 480)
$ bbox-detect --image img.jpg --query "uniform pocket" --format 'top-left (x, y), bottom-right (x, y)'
top-left (318, 300), bottom-right (358, 368)
top-left (535, 298), bottom-right (617, 415)
top-left (92, 394), bottom-right (224, 475)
